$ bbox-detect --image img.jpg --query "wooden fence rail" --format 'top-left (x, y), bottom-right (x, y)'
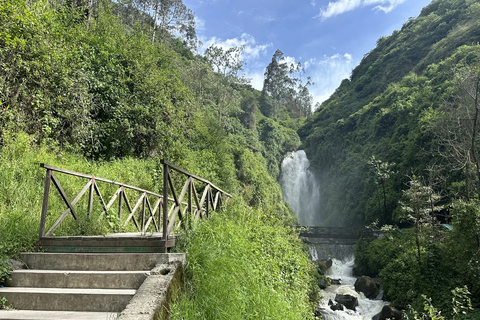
top-left (38, 160), bottom-right (232, 249)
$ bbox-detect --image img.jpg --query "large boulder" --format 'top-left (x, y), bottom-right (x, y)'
top-left (354, 276), bottom-right (380, 299)
top-left (372, 305), bottom-right (402, 320)
top-left (334, 294), bottom-right (358, 311)
top-left (328, 299), bottom-right (344, 311)
top-left (381, 305), bottom-right (402, 319)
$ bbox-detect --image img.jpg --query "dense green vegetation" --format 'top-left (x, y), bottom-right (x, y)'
top-left (170, 200), bottom-right (318, 320)
top-left (297, 0), bottom-right (480, 316)
top-left (299, 0), bottom-right (480, 226)
top-left (0, 0), bottom-right (318, 317)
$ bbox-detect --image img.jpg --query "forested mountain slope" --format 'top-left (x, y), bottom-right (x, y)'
top-left (0, 0), bottom-right (319, 318)
top-left (299, 0), bottom-right (480, 226)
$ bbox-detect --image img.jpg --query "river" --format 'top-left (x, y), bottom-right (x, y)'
top-left (280, 150), bottom-right (388, 319)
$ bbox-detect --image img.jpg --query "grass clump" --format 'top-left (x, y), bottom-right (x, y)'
top-left (170, 199), bottom-right (319, 320)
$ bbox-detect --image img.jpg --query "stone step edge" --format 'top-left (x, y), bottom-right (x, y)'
top-left (0, 310), bottom-right (119, 320)
top-left (0, 287), bottom-right (136, 295)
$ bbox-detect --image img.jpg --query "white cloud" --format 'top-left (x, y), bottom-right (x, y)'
top-left (307, 53), bottom-right (355, 106)
top-left (198, 33), bottom-right (271, 87)
top-left (311, 0), bottom-right (317, 7)
top-left (194, 16), bottom-right (206, 32)
top-left (199, 33), bottom-right (272, 65)
top-left (247, 71), bottom-right (265, 91)
top-left (319, 0), bottom-right (406, 19)
top-left (283, 56), bottom-right (297, 66)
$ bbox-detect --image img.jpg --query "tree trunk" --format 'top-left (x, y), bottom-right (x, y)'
top-left (415, 216), bottom-right (422, 267)
top-left (470, 79), bottom-right (480, 199)
top-left (152, 3), bottom-right (159, 43)
top-left (382, 180), bottom-right (387, 223)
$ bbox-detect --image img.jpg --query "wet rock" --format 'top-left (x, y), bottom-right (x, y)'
top-left (354, 275), bottom-right (380, 299)
top-left (372, 305), bottom-right (402, 320)
top-left (325, 259), bottom-right (333, 269)
top-left (319, 277), bottom-right (328, 289)
top-left (330, 303), bottom-right (344, 311)
top-left (315, 261), bottom-right (328, 275)
top-left (334, 294), bottom-right (358, 311)
top-left (328, 299), bottom-right (344, 311)
top-left (372, 312), bottom-right (382, 320)
top-left (330, 278), bottom-right (341, 285)
top-left (381, 305), bottom-right (402, 319)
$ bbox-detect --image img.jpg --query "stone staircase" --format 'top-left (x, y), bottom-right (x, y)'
top-left (0, 253), bottom-right (184, 320)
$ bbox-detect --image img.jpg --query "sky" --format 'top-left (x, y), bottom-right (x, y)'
top-left (183, 0), bottom-right (433, 106)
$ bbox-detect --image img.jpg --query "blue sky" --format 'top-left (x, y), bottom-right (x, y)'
top-left (183, 0), bottom-right (432, 105)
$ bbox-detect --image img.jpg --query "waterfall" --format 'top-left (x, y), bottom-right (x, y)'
top-left (279, 150), bottom-right (321, 226)
top-left (280, 151), bottom-right (388, 319)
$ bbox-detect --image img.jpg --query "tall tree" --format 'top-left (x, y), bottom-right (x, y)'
top-left (130, 0), bottom-right (196, 48)
top-left (204, 45), bottom-right (246, 126)
top-left (262, 49), bottom-right (293, 118)
top-left (399, 176), bottom-right (442, 266)
top-left (436, 65), bottom-right (480, 200)
top-left (262, 50), bottom-right (313, 118)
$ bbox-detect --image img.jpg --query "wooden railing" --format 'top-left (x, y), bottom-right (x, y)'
top-left (38, 160), bottom-right (232, 244)
top-left (160, 159), bottom-right (232, 239)
top-left (298, 226), bottom-right (375, 239)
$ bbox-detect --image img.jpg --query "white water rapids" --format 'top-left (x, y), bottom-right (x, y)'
top-left (319, 257), bottom-right (387, 320)
top-left (280, 150), bottom-right (388, 319)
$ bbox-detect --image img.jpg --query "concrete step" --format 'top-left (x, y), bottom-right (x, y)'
top-left (6, 270), bottom-right (149, 289)
top-left (0, 310), bottom-right (118, 320)
top-left (0, 288), bottom-right (136, 312)
top-left (19, 253), bottom-right (183, 271)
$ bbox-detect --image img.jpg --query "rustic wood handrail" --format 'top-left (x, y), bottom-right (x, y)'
top-left (160, 159), bottom-right (232, 240)
top-left (38, 161), bottom-right (232, 246)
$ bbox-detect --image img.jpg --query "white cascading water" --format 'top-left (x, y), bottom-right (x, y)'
top-left (280, 151), bottom-right (388, 319)
top-left (319, 257), bottom-right (387, 320)
top-left (279, 150), bottom-right (321, 226)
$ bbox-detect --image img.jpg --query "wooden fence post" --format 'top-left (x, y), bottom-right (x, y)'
top-left (39, 169), bottom-right (52, 240)
top-left (87, 178), bottom-right (95, 218)
top-left (162, 160), bottom-right (169, 241)
top-left (188, 178), bottom-right (192, 229)
top-left (142, 192), bottom-right (146, 233)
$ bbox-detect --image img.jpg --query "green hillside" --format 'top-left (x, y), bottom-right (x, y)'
top-left (299, 0), bottom-right (480, 226)
top-left (0, 0), bottom-right (318, 317)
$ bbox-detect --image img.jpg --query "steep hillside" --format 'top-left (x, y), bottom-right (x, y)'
top-left (299, 0), bottom-right (480, 226)
top-left (0, 0), bottom-right (318, 318)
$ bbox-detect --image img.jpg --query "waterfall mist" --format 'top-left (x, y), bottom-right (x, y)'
top-left (280, 150), bottom-right (321, 226)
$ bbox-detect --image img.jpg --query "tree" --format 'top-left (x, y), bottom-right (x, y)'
top-left (368, 156), bottom-right (395, 224)
top-left (436, 65), bottom-right (480, 200)
top-left (204, 45), bottom-right (246, 126)
top-left (399, 176), bottom-right (442, 266)
top-left (130, 0), bottom-right (196, 48)
top-left (262, 50), bottom-right (313, 118)
top-left (262, 49), bottom-right (293, 118)
top-left (239, 91), bottom-right (258, 130)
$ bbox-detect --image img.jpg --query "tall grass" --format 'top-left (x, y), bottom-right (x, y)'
top-left (0, 131), bottom-right (157, 258)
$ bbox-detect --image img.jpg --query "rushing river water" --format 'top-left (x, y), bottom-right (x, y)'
top-left (280, 150), bottom-right (388, 319)
top-left (317, 257), bottom-right (387, 320)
